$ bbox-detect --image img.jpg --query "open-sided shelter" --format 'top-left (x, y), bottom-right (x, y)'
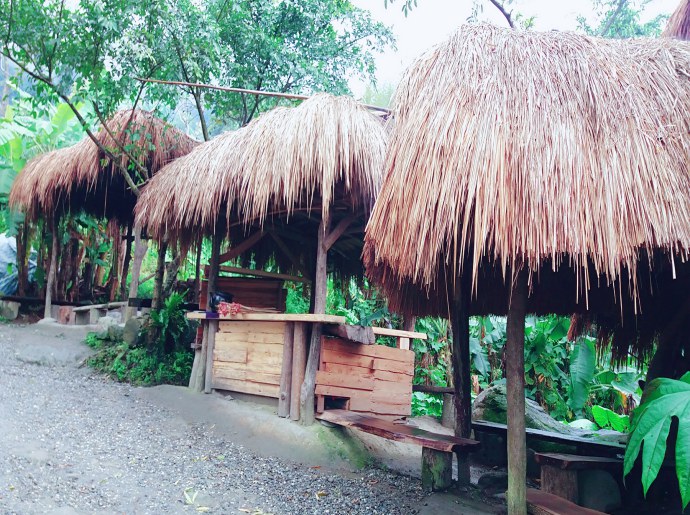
top-left (8, 109), bottom-right (198, 316)
top-left (136, 94), bottom-right (400, 424)
top-left (363, 25), bottom-right (690, 513)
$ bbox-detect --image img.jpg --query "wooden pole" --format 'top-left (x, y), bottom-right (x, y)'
top-left (299, 217), bottom-right (330, 425)
top-left (278, 322), bottom-right (295, 417)
top-left (506, 270), bottom-right (528, 515)
top-left (125, 226), bottom-right (148, 321)
top-left (291, 322), bottom-right (308, 421)
top-left (193, 240), bottom-right (202, 303)
top-left (451, 275), bottom-right (472, 485)
top-left (43, 217), bottom-right (59, 320)
top-left (120, 222), bottom-right (133, 301)
top-left (152, 240), bottom-right (168, 311)
top-left (204, 319), bottom-right (218, 394)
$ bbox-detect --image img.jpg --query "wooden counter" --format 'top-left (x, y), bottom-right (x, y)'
top-left (187, 312), bottom-right (346, 324)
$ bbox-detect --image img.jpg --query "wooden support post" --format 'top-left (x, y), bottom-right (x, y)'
top-left (278, 322), bottom-right (295, 417)
top-left (152, 240), bottom-right (168, 311)
top-left (291, 322), bottom-right (308, 421)
top-left (44, 217), bottom-right (59, 320)
top-left (451, 275), bottom-right (471, 485)
top-left (193, 241), bottom-right (202, 303)
top-left (189, 326), bottom-right (208, 392)
top-left (204, 319), bottom-right (218, 394)
top-left (120, 222), bottom-right (133, 301)
top-left (506, 270), bottom-right (528, 515)
top-left (125, 226), bottom-right (148, 321)
top-left (421, 448), bottom-right (453, 492)
top-left (189, 229), bottom-right (223, 392)
top-left (299, 217), bottom-right (330, 425)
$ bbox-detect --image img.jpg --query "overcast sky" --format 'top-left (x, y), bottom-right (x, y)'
top-left (350, 0), bottom-right (680, 96)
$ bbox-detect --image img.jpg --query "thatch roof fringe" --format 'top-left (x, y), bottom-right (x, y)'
top-left (363, 25), bottom-right (690, 314)
top-left (664, 0), bottom-right (690, 40)
top-left (8, 109), bottom-right (198, 223)
top-left (136, 94), bottom-right (387, 245)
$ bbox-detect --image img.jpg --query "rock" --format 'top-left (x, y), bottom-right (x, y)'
top-left (107, 323), bottom-right (125, 342)
top-left (0, 300), bottom-right (20, 320)
top-left (473, 384), bottom-right (573, 434)
top-left (569, 419), bottom-right (598, 431)
top-left (36, 317), bottom-right (57, 325)
top-left (98, 315), bottom-right (117, 328)
top-left (122, 318), bottom-right (142, 345)
top-left (477, 470), bottom-right (508, 493)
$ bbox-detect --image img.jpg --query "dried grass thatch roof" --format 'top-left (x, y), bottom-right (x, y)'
top-left (136, 94), bottom-right (387, 277)
top-left (363, 25), bottom-right (690, 357)
top-left (664, 0), bottom-right (690, 40)
top-left (9, 109), bottom-right (198, 223)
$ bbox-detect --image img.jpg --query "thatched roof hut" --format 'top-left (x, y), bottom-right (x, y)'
top-left (664, 0), bottom-right (690, 39)
top-left (136, 94), bottom-right (387, 278)
top-left (363, 25), bottom-right (690, 362)
top-left (9, 109), bottom-right (198, 223)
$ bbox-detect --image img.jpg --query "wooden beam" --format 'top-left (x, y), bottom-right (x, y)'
top-left (507, 270), bottom-right (528, 515)
top-left (216, 265), bottom-right (309, 283)
top-left (371, 327), bottom-right (427, 339)
top-left (323, 215), bottom-right (355, 251)
top-left (278, 322), bottom-right (295, 417)
top-left (268, 232), bottom-right (311, 280)
top-left (323, 324), bottom-right (375, 345)
top-left (217, 231), bottom-right (265, 264)
top-left (291, 322), bottom-right (308, 421)
top-left (44, 217), bottom-right (59, 320)
top-left (204, 319), bottom-right (218, 394)
top-left (300, 216), bottom-right (330, 425)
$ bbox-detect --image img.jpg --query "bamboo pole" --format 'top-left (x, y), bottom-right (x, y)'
top-left (135, 78), bottom-right (390, 114)
top-left (43, 217), bottom-right (59, 320)
top-left (451, 275), bottom-right (472, 485)
top-left (506, 270), bottom-right (528, 515)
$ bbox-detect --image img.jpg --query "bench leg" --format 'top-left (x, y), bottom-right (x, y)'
top-left (541, 465), bottom-right (578, 503)
top-left (422, 448), bottom-right (453, 492)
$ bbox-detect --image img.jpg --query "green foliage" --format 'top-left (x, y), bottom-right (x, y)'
top-left (577, 0), bottom-right (668, 38)
top-left (592, 405), bottom-right (630, 432)
top-left (624, 373), bottom-right (690, 510)
top-left (567, 336), bottom-right (597, 416)
top-left (147, 291), bottom-right (194, 354)
top-left (86, 332), bottom-right (193, 386)
top-left (411, 392), bottom-right (443, 418)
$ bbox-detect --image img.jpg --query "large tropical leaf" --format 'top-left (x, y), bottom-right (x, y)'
top-left (566, 337), bottom-right (596, 414)
top-left (624, 373), bottom-right (690, 510)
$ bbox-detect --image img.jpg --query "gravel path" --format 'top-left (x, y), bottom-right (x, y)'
top-left (0, 323), bottom-right (425, 515)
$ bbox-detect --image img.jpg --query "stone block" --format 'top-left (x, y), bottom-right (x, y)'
top-left (0, 300), bottom-right (20, 320)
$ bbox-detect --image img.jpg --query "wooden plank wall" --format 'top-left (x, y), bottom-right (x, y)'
top-left (315, 336), bottom-right (415, 417)
top-left (212, 320), bottom-right (285, 398)
top-left (199, 277), bottom-right (286, 310)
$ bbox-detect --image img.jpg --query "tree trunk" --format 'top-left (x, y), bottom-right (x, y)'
top-left (152, 240), bottom-right (168, 312)
top-left (44, 218), bottom-right (59, 319)
top-left (299, 217), bottom-right (329, 425)
top-left (193, 241), bottom-right (202, 303)
top-left (451, 275), bottom-right (472, 485)
top-left (125, 227), bottom-right (148, 321)
top-left (15, 222), bottom-right (30, 297)
top-left (108, 224), bottom-right (122, 302)
top-left (162, 253), bottom-right (182, 300)
top-left (120, 223), bottom-right (133, 301)
top-left (506, 270), bottom-right (528, 515)
top-left (35, 221), bottom-right (46, 298)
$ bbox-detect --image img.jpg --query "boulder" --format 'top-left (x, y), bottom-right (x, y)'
top-left (0, 300), bottom-right (19, 320)
top-left (122, 317), bottom-right (142, 345)
top-left (107, 323), bottom-right (125, 342)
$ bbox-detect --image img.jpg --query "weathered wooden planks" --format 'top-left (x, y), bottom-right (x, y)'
top-left (316, 336), bottom-right (415, 417)
top-left (211, 320), bottom-right (285, 398)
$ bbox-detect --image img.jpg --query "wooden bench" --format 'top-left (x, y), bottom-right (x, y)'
top-left (527, 488), bottom-right (606, 515)
top-left (472, 420), bottom-right (626, 457)
top-left (60, 301), bottom-right (127, 325)
top-left (316, 409), bottom-right (479, 492)
top-left (534, 453), bottom-right (623, 510)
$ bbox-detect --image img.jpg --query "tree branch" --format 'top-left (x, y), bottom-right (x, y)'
top-left (488, 0), bottom-right (515, 29)
top-left (598, 0), bottom-right (627, 37)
